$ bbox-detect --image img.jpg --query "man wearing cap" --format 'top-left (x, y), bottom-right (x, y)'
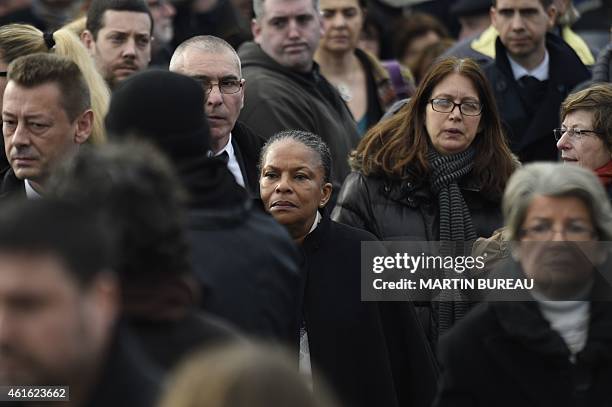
top-left (237, 0), bottom-right (360, 196)
top-left (0, 53), bottom-right (93, 199)
top-left (105, 69), bottom-right (302, 345)
top-left (170, 35), bottom-right (265, 197)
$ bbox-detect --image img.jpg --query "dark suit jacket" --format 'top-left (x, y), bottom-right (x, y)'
top-left (483, 33), bottom-right (590, 163)
top-left (0, 168), bottom-right (25, 200)
top-left (302, 216), bottom-right (439, 407)
top-left (231, 121), bottom-right (265, 198)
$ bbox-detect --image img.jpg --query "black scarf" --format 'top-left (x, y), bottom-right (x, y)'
top-left (427, 147), bottom-right (477, 337)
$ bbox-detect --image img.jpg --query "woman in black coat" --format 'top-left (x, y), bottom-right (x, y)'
top-left (332, 57), bottom-right (516, 344)
top-left (434, 163), bottom-right (612, 407)
top-left (259, 131), bottom-right (438, 407)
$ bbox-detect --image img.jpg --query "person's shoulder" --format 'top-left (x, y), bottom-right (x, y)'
top-left (439, 302), bottom-right (498, 350)
top-left (330, 218), bottom-right (379, 241)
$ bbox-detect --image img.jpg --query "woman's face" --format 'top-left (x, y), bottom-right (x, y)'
top-left (557, 109), bottom-right (610, 171)
top-left (319, 0), bottom-right (364, 53)
top-left (425, 73), bottom-right (482, 155)
top-left (259, 139), bottom-right (332, 239)
top-left (401, 30), bottom-right (440, 69)
top-left (518, 195), bottom-right (599, 299)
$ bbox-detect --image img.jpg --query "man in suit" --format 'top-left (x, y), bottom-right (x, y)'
top-left (170, 35), bottom-right (264, 197)
top-left (0, 53), bottom-right (93, 198)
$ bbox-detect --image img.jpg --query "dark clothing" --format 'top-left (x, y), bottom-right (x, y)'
top-left (172, 0), bottom-right (251, 51)
top-left (84, 329), bottom-right (161, 407)
top-left (593, 42), bottom-right (612, 83)
top-left (0, 6), bottom-right (47, 31)
top-left (187, 201), bottom-right (302, 345)
top-left (433, 298), bottom-right (612, 407)
top-left (150, 45), bottom-right (173, 69)
top-left (128, 311), bottom-right (240, 371)
top-left (238, 42), bottom-right (360, 193)
top-left (482, 34), bottom-right (590, 162)
top-left (302, 216), bottom-right (438, 407)
top-left (331, 171), bottom-right (503, 346)
top-left (231, 121), bottom-right (265, 198)
top-left (0, 168), bottom-right (25, 200)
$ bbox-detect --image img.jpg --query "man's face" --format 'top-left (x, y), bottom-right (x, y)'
top-left (252, 0), bottom-right (324, 72)
top-left (491, 0), bottom-right (555, 61)
top-left (85, 10), bottom-right (152, 88)
top-left (0, 252), bottom-right (112, 386)
top-left (1, 82), bottom-right (91, 186)
top-left (173, 49), bottom-right (244, 153)
top-left (147, 0), bottom-right (176, 47)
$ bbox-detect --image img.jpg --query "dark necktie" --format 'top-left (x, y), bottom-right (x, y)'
top-left (519, 75), bottom-right (541, 88)
top-left (216, 151), bottom-right (229, 165)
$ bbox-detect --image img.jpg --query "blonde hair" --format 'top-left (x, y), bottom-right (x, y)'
top-left (158, 343), bottom-right (338, 407)
top-left (0, 23), bottom-right (110, 145)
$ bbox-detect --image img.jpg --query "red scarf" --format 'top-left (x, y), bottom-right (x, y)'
top-left (594, 160), bottom-right (612, 186)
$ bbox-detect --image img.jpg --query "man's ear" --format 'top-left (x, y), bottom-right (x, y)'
top-left (545, 5), bottom-right (557, 30)
top-left (81, 30), bottom-right (95, 54)
top-left (240, 79), bottom-right (246, 110)
top-left (490, 6), bottom-right (498, 29)
top-left (74, 109), bottom-right (94, 144)
top-left (252, 19), bottom-right (262, 44)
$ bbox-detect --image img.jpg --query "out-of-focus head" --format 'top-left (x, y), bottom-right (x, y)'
top-left (259, 130), bottom-right (332, 241)
top-left (252, 0), bottom-right (324, 73)
top-left (82, 0), bottom-right (153, 88)
top-left (158, 343), bottom-right (338, 407)
top-left (491, 0), bottom-right (556, 65)
top-left (451, 0), bottom-right (492, 40)
top-left (0, 198), bottom-right (118, 387)
top-left (170, 36), bottom-right (245, 154)
top-left (147, 0), bottom-right (175, 47)
top-left (2, 53), bottom-right (92, 188)
top-left (556, 83), bottom-right (612, 171)
top-left (357, 13), bottom-right (381, 57)
top-left (393, 12), bottom-right (449, 70)
top-left (0, 23), bottom-right (111, 146)
top-left (503, 162), bottom-right (612, 298)
top-left (412, 37), bottom-right (455, 84)
top-left (319, 0), bottom-right (365, 54)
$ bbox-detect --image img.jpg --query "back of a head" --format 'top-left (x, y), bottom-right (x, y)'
top-left (158, 343), bottom-right (338, 407)
top-left (0, 198), bottom-right (114, 287)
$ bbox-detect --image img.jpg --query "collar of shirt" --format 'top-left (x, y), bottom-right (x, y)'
top-left (24, 179), bottom-right (42, 199)
top-left (214, 133), bottom-right (245, 187)
top-left (307, 211), bottom-right (322, 235)
top-left (508, 49), bottom-right (550, 81)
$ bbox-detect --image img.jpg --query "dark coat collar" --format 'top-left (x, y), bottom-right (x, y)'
top-left (0, 168), bottom-right (25, 200)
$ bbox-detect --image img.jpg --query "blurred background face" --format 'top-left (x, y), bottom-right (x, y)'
top-left (401, 30), bottom-right (440, 69)
top-left (147, 0), bottom-right (176, 47)
top-left (259, 139), bottom-right (331, 238)
top-left (557, 109), bottom-right (610, 171)
top-left (0, 253), bottom-right (102, 386)
top-left (0, 55), bottom-right (7, 110)
top-left (518, 194), bottom-right (598, 299)
top-left (319, 0), bottom-right (363, 53)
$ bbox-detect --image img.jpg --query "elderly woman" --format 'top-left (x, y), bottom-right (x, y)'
top-left (434, 163), bottom-right (612, 407)
top-left (332, 57), bottom-right (516, 341)
top-left (556, 83), bottom-right (612, 196)
top-left (314, 0), bottom-right (408, 135)
top-left (259, 131), bottom-right (438, 407)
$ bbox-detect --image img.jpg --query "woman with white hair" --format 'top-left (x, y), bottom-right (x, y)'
top-left (434, 162), bottom-right (612, 407)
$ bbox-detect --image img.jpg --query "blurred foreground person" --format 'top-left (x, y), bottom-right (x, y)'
top-left (259, 131), bottom-right (438, 407)
top-left (0, 198), bottom-right (160, 407)
top-left (105, 69), bottom-right (302, 345)
top-left (434, 163), bottom-right (612, 407)
top-left (49, 141), bottom-right (239, 371)
top-left (333, 57), bottom-right (515, 344)
top-left (556, 83), bottom-right (612, 197)
top-left (158, 343), bottom-right (338, 407)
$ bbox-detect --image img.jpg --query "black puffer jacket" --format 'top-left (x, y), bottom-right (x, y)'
top-left (331, 171), bottom-right (504, 346)
top-left (593, 42), bottom-right (612, 83)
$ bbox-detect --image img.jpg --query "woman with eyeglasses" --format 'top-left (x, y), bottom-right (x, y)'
top-left (434, 162), bottom-right (612, 407)
top-left (556, 83), bottom-right (612, 197)
top-left (332, 57), bottom-right (516, 347)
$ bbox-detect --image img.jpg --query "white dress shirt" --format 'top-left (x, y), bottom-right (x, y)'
top-left (214, 133), bottom-right (245, 188)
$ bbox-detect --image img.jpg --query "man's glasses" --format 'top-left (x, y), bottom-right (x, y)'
top-left (193, 78), bottom-right (244, 96)
top-left (429, 98), bottom-right (482, 116)
top-left (553, 127), bottom-right (602, 141)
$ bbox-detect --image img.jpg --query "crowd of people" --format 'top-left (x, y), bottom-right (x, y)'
top-left (0, 0), bottom-right (610, 406)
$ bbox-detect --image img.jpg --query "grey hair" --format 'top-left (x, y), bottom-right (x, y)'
top-left (503, 162), bottom-right (612, 240)
top-left (258, 130), bottom-right (332, 183)
top-left (253, 0), bottom-right (320, 20)
top-left (170, 35), bottom-right (241, 76)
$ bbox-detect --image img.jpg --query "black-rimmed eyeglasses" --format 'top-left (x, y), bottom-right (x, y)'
top-left (553, 127), bottom-right (602, 141)
top-left (429, 98), bottom-right (483, 116)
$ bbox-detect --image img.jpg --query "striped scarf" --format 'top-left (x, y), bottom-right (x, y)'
top-left (428, 147), bottom-right (478, 337)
